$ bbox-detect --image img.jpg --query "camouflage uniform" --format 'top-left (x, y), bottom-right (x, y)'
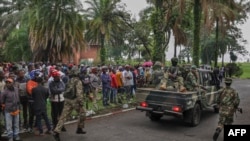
top-left (151, 61), bottom-right (164, 89)
top-left (167, 57), bottom-right (185, 91)
top-left (185, 66), bottom-right (198, 91)
top-left (213, 78), bottom-right (240, 141)
top-left (53, 68), bottom-right (86, 141)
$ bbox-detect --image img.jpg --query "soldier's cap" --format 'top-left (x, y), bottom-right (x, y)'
top-left (69, 67), bottom-right (79, 75)
top-left (191, 65), bottom-right (197, 70)
top-left (224, 78), bottom-right (232, 83)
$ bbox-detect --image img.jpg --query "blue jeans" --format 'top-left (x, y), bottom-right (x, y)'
top-left (102, 87), bottom-right (110, 106)
top-left (4, 111), bottom-right (20, 139)
top-left (110, 88), bottom-right (117, 103)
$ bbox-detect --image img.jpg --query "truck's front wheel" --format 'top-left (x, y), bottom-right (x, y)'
top-left (147, 112), bottom-right (162, 121)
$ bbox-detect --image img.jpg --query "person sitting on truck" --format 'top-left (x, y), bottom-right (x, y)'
top-left (184, 65), bottom-right (199, 91)
top-left (151, 61), bottom-right (164, 89)
top-left (167, 57), bottom-right (185, 92)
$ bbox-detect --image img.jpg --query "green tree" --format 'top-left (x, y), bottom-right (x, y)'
top-left (83, 0), bottom-right (130, 65)
top-left (28, 0), bottom-right (86, 63)
top-left (0, 0), bottom-right (30, 44)
top-left (3, 25), bottom-right (32, 61)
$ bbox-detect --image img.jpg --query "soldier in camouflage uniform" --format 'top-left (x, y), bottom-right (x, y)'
top-left (184, 65), bottom-right (198, 91)
top-left (167, 57), bottom-right (185, 92)
top-left (213, 78), bottom-right (240, 141)
top-left (53, 67), bottom-right (86, 141)
top-left (151, 61), bottom-right (164, 89)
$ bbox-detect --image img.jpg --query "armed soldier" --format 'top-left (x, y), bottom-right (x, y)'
top-left (167, 57), bottom-right (185, 92)
top-left (213, 78), bottom-right (240, 141)
top-left (184, 65), bottom-right (198, 91)
top-left (53, 67), bottom-right (87, 141)
top-left (151, 61), bottom-right (164, 89)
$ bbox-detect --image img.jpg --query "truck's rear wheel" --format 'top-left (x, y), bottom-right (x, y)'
top-left (184, 103), bottom-right (201, 127)
top-left (147, 112), bottom-right (162, 121)
top-left (190, 103), bottom-right (201, 126)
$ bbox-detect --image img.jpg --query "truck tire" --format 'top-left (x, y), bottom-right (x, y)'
top-left (184, 103), bottom-right (201, 127)
top-left (148, 112), bottom-right (162, 121)
top-left (190, 103), bottom-right (201, 126)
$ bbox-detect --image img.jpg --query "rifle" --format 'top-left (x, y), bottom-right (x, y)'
top-left (237, 107), bottom-right (243, 114)
top-left (199, 85), bottom-right (208, 91)
top-left (235, 107), bottom-right (243, 117)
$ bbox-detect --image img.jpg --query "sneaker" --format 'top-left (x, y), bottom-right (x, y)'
top-left (52, 132), bottom-right (60, 141)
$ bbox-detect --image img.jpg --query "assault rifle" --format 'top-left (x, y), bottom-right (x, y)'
top-left (237, 107), bottom-right (243, 114)
top-left (235, 107), bottom-right (243, 117)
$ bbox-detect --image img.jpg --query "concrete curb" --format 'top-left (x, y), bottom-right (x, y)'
top-left (1, 107), bottom-right (136, 137)
top-left (65, 107), bottom-right (136, 125)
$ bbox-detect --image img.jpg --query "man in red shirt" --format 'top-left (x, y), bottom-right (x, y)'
top-left (110, 69), bottom-right (118, 104)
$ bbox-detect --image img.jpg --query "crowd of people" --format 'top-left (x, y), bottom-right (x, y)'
top-left (0, 61), bottom-right (154, 141)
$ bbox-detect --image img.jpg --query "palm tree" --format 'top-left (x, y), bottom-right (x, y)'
top-left (203, 0), bottom-right (243, 67)
top-left (0, 0), bottom-right (30, 45)
top-left (28, 0), bottom-right (86, 63)
top-left (3, 25), bottom-right (32, 61)
top-left (83, 0), bottom-right (130, 64)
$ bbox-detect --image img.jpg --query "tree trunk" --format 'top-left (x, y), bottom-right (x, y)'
top-left (193, 0), bottom-right (201, 66)
top-left (222, 53), bottom-right (224, 67)
top-left (100, 34), bottom-right (106, 65)
top-left (214, 18), bottom-right (219, 67)
top-left (174, 41), bottom-right (177, 57)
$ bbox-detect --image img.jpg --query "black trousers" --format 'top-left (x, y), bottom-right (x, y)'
top-left (28, 102), bottom-right (35, 128)
top-left (20, 96), bottom-right (28, 127)
top-left (51, 101), bottom-right (64, 128)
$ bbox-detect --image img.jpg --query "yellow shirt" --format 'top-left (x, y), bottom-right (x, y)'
top-left (116, 71), bottom-right (123, 87)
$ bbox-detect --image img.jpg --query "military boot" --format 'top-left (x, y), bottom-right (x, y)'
top-left (76, 128), bottom-right (86, 134)
top-left (52, 132), bottom-right (60, 141)
top-left (213, 128), bottom-right (221, 141)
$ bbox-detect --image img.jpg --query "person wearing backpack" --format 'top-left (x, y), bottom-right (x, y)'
top-left (79, 68), bottom-right (91, 109)
top-left (26, 70), bottom-right (40, 133)
top-left (53, 67), bottom-right (86, 141)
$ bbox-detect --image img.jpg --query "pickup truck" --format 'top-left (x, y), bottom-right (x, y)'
top-left (136, 68), bottom-right (221, 126)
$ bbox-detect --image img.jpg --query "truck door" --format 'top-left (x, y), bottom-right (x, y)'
top-left (199, 71), bottom-right (217, 106)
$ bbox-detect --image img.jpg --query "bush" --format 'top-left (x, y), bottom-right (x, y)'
top-left (225, 63), bottom-right (243, 77)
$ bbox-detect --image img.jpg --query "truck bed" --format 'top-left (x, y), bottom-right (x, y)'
top-left (136, 88), bottom-right (199, 113)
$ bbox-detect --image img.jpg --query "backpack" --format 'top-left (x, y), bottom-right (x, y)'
top-left (26, 80), bottom-right (38, 95)
top-left (63, 78), bottom-right (77, 100)
top-left (81, 74), bottom-right (90, 85)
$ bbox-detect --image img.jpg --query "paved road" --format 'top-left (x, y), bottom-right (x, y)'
top-left (19, 79), bottom-right (250, 141)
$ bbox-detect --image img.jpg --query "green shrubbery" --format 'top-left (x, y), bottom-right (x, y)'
top-left (225, 63), bottom-right (243, 77)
